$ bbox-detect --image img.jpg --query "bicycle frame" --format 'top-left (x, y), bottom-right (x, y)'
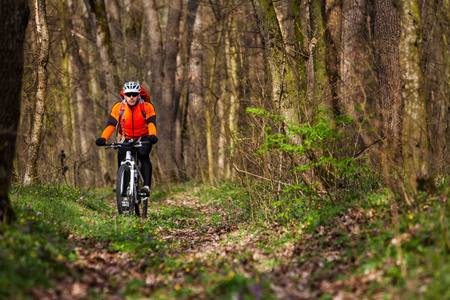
top-left (122, 149), bottom-right (143, 201)
top-left (105, 139), bottom-right (149, 217)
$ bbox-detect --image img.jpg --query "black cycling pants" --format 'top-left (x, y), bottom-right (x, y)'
top-left (117, 136), bottom-right (153, 187)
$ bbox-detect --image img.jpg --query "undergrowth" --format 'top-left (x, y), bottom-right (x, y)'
top-left (0, 179), bottom-right (448, 299)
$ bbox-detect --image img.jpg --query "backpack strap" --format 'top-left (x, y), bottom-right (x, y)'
top-left (116, 100), bottom-right (126, 138)
top-left (139, 98), bottom-right (146, 119)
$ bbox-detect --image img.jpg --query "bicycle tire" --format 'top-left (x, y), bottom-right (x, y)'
top-left (134, 194), bottom-right (140, 216)
top-left (137, 175), bottom-right (148, 218)
top-left (142, 197), bottom-right (148, 218)
top-left (116, 164), bottom-right (133, 216)
top-left (136, 166), bottom-right (148, 218)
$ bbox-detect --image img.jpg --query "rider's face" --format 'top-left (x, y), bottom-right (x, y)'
top-left (125, 93), bottom-right (139, 106)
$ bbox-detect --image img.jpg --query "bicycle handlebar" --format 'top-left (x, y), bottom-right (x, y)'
top-left (103, 140), bottom-right (150, 149)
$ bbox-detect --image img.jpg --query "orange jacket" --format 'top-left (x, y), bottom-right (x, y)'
top-left (101, 101), bottom-right (156, 140)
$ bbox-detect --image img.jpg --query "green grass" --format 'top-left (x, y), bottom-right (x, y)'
top-left (1, 180), bottom-right (449, 299)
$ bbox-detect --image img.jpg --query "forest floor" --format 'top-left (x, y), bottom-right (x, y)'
top-left (1, 182), bottom-right (449, 299)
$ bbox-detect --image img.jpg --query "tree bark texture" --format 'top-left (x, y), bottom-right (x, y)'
top-left (251, 0), bottom-right (299, 125)
top-left (309, 0), bottom-right (327, 111)
top-left (205, 10), bottom-right (225, 184)
top-left (395, 0), bottom-right (434, 194)
top-left (66, 0), bottom-right (93, 187)
top-left (84, 0), bottom-right (120, 109)
top-left (225, 2), bottom-right (241, 180)
top-left (340, 0), bottom-right (372, 116)
top-left (186, 0), bottom-right (205, 178)
top-left (159, 0), bottom-right (183, 182)
top-left (420, 0), bottom-right (449, 173)
top-left (0, 0), bottom-right (29, 222)
top-left (58, 0), bottom-right (75, 186)
top-left (23, 0), bottom-right (50, 186)
top-left (321, 0), bottom-right (342, 116)
top-left (373, 0), bottom-right (403, 165)
top-left (143, 0), bottom-right (164, 106)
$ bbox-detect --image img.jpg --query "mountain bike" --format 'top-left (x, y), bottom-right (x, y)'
top-left (104, 139), bottom-right (150, 218)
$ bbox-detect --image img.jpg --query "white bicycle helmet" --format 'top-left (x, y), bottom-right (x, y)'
top-left (123, 81), bottom-right (141, 93)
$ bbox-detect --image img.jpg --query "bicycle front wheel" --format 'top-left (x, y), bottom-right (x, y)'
top-left (116, 164), bottom-right (133, 215)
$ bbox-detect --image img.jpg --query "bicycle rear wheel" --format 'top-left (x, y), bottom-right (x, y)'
top-left (116, 164), bottom-right (133, 215)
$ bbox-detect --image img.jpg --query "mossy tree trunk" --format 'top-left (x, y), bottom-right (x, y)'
top-left (439, 0), bottom-right (450, 170)
top-left (309, 0), bottom-right (327, 113)
top-left (58, 0), bottom-right (75, 186)
top-left (320, 0), bottom-right (342, 116)
top-left (340, 0), bottom-right (376, 153)
top-left (290, 0), bottom-right (309, 121)
top-left (23, 0), bottom-right (49, 186)
top-left (224, 0), bottom-right (241, 180)
top-left (251, 0), bottom-right (298, 125)
top-left (395, 0), bottom-right (435, 194)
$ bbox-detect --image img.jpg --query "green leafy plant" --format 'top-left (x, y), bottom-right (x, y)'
top-left (244, 108), bottom-right (379, 223)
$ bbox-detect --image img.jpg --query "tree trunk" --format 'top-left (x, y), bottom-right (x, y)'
top-left (309, 0), bottom-right (327, 112)
top-left (321, 0), bottom-right (342, 116)
top-left (373, 0), bottom-right (403, 169)
top-left (84, 0), bottom-right (120, 109)
top-left (143, 0), bottom-right (182, 182)
top-left (123, 0), bottom-right (143, 79)
top-left (58, 0), bottom-right (75, 186)
top-left (224, 1), bottom-right (241, 179)
top-left (105, 0), bottom-right (123, 77)
top-left (251, 0), bottom-right (298, 124)
top-left (84, 5), bottom-right (107, 186)
top-left (395, 0), bottom-right (435, 194)
top-left (420, 0), bottom-right (449, 174)
top-left (67, 0), bottom-right (91, 187)
top-left (438, 0), bottom-right (450, 170)
top-left (23, 0), bottom-right (50, 186)
top-left (289, 0), bottom-right (309, 121)
top-left (0, 0), bottom-right (29, 222)
top-left (143, 0), bottom-right (164, 105)
top-left (205, 13), bottom-right (225, 184)
top-left (186, 0), bottom-right (205, 179)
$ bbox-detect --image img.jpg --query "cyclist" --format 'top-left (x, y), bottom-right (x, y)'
top-left (95, 81), bottom-right (158, 195)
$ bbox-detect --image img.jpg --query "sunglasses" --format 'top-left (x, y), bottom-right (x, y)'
top-left (125, 92), bottom-right (140, 97)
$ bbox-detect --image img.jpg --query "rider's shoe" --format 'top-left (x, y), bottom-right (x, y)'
top-left (141, 185), bottom-right (151, 195)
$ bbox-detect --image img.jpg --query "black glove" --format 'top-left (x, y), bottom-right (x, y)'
top-left (95, 137), bottom-right (106, 146)
top-left (148, 135), bottom-right (158, 144)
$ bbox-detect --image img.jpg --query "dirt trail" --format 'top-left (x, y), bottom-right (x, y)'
top-left (29, 191), bottom-right (379, 299)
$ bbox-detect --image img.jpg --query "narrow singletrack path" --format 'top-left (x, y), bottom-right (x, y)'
top-left (28, 189), bottom-right (380, 299)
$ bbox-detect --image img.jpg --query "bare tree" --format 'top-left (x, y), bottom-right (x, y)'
top-left (23, 0), bottom-right (50, 185)
top-left (321, 0), bottom-right (342, 116)
top-left (395, 0), bottom-right (434, 194)
top-left (84, 0), bottom-right (120, 109)
top-left (0, 0), bottom-right (30, 222)
top-left (251, 0), bottom-right (298, 124)
top-left (185, 0), bottom-right (205, 179)
top-left (420, 0), bottom-right (450, 174)
top-left (143, 0), bottom-right (183, 182)
top-left (224, 0), bottom-right (242, 179)
top-left (373, 0), bottom-right (403, 177)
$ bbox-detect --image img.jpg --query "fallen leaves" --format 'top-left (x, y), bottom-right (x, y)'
top-left (26, 190), bottom-right (391, 300)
